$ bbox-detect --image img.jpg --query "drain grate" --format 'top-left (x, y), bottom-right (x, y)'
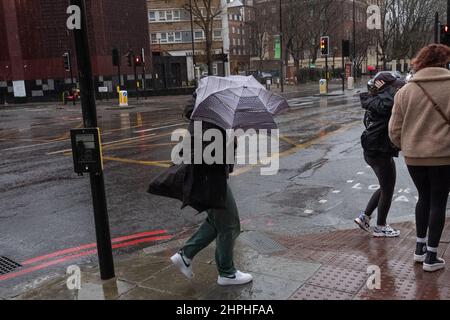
top-left (239, 231), bottom-right (287, 254)
top-left (0, 256), bottom-right (22, 275)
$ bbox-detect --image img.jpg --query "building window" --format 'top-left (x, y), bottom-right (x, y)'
top-left (232, 26), bottom-right (235, 34)
top-left (242, 39), bottom-right (245, 46)
top-left (173, 10), bottom-right (180, 21)
top-left (160, 33), bottom-right (167, 43)
top-left (194, 30), bottom-right (204, 40)
top-left (151, 33), bottom-right (158, 44)
top-left (233, 38), bottom-right (236, 46)
top-left (166, 10), bottom-right (173, 21)
top-left (213, 30), bottom-right (222, 39)
top-left (149, 11), bottom-right (156, 22)
top-left (237, 28), bottom-right (240, 35)
top-left (158, 11), bottom-right (166, 21)
top-left (237, 38), bottom-right (241, 45)
top-left (174, 31), bottom-right (182, 42)
top-left (213, 63), bottom-right (218, 75)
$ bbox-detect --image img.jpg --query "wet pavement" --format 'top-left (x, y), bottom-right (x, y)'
top-left (14, 218), bottom-right (450, 300)
top-left (1, 81), bottom-right (449, 299)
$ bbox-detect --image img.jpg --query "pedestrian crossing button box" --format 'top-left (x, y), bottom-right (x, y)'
top-left (70, 128), bottom-right (103, 175)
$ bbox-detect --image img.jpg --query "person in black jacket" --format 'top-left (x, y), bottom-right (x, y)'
top-left (169, 94), bottom-right (253, 286)
top-left (354, 73), bottom-right (405, 237)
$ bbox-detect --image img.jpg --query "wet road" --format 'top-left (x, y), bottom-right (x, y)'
top-left (0, 90), bottom-right (411, 295)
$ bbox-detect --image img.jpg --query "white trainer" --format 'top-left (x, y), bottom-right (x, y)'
top-left (217, 271), bottom-right (253, 286)
top-left (170, 251), bottom-right (194, 279)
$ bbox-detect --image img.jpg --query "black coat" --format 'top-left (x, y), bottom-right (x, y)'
top-left (360, 86), bottom-right (400, 158)
top-left (148, 120), bottom-right (232, 213)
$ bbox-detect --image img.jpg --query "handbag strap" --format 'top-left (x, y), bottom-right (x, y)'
top-left (414, 82), bottom-right (450, 127)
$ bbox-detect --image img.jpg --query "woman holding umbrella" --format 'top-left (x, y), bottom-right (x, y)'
top-left (150, 76), bottom-right (288, 285)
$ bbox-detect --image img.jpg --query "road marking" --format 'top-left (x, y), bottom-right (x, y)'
top-left (22, 229), bottom-right (169, 266)
top-left (394, 196), bottom-right (409, 202)
top-left (46, 133), bottom-right (157, 155)
top-left (231, 121), bottom-right (360, 176)
top-left (332, 190), bottom-right (341, 194)
top-left (319, 199), bottom-right (328, 204)
top-left (357, 172), bottom-right (365, 175)
top-left (347, 180), bottom-right (354, 183)
top-left (352, 183), bottom-right (363, 189)
top-left (304, 209), bottom-right (314, 214)
top-left (0, 235), bottom-right (172, 282)
top-left (103, 156), bottom-right (171, 168)
top-left (134, 123), bottom-right (185, 133)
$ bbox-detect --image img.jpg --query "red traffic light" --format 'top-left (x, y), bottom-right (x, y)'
top-left (320, 36), bottom-right (330, 56)
top-left (134, 55), bottom-right (142, 66)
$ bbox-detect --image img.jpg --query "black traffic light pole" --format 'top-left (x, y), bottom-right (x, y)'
top-left (70, 0), bottom-right (115, 281)
top-left (279, 0), bottom-right (284, 93)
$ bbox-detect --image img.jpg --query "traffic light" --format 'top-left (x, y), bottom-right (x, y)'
top-left (134, 55), bottom-right (142, 67)
top-left (126, 51), bottom-right (133, 67)
top-left (320, 36), bottom-right (330, 56)
top-left (63, 52), bottom-right (71, 71)
top-left (222, 53), bottom-right (229, 63)
top-left (112, 48), bottom-right (120, 66)
top-left (441, 24), bottom-right (450, 46)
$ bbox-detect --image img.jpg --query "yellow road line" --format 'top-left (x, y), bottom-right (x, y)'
top-left (105, 142), bottom-right (177, 151)
top-left (102, 156), bottom-right (171, 168)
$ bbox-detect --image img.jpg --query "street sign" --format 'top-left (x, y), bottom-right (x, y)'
top-left (98, 86), bottom-right (108, 93)
top-left (274, 39), bottom-right (281, 60)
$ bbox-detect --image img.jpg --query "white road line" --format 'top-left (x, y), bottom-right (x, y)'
top-left (2, 132), bottom-right (113, 152)
top-left (46, 133), bottom-right (157, 155)
top-left (134, 123), bottom-right (185, 133)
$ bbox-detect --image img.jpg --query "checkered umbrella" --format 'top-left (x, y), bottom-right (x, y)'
top-left (191, 76), bottom-right (289, 130)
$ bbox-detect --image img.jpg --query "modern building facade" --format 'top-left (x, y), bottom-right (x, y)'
top-left (0, 0), bottom-right (151, 101)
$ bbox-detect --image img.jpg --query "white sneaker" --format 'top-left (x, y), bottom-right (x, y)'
top-left (373, 225), bottom-right (400, 238)
top-left (217, 270), bottom-right (253, 286)
top-left (354, 213), bottom-right (371, 232)
top-left (170, 251), bottom-right (194, 279)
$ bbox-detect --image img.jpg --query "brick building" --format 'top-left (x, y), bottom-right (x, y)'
top-left (0, 0), bottom-right (151, 101)
top-left (227, 0), bottom-right (253, 74)
top-left (147, 0), bottom-right (226, 83)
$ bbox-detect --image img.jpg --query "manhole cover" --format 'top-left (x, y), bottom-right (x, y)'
top-left (239, 231), bottom-right (287, 254)
top-left (0, 256), bottom-right (22, 275)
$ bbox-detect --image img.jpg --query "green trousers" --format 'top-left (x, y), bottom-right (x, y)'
top-left (182, 184), bottom-right (241, 277)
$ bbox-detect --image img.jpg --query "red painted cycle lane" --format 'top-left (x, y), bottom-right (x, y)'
top-left (0, 230), bottom-right (173, 282)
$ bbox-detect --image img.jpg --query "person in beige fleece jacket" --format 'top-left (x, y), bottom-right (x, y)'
top-left (389, 44), bottom-right (450, 273)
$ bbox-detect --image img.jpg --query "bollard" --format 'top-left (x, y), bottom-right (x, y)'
top-left (348, 77), bottom-right (355, 90)
top-left (119, 90), bottom-right (128, 107)
top-left (319, 79), bottom-right (328, 95)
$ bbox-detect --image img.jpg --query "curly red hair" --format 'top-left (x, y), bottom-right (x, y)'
top-left (412, 44), bottom-right (450, 72)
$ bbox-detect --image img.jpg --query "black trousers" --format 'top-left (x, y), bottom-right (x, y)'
top-left (408, 165), bottom-right (450, 248)
top-left (364, 154), bottom-right (397, 226)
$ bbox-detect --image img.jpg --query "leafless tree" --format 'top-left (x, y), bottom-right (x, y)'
top-left (284, 0), bottom-right (308, 72)
top-left (247, 6), bottom-right (270, 69)
top-left (377, 0), bottom-right (447, 69)
top-left (185, 0), bottom-right (222, 75)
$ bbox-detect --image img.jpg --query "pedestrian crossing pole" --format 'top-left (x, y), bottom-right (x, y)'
top-left (69, 0), bottom-right (115, 280)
